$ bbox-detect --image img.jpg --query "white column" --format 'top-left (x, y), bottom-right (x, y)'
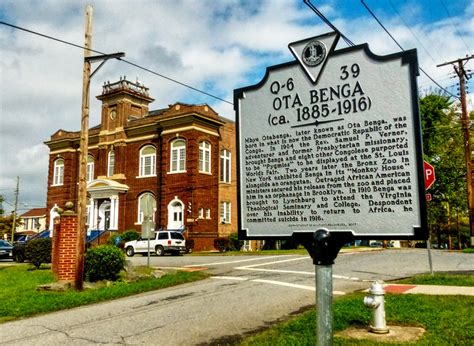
top-left (110, 195), bottom-right (119, 230)
top-left (92, 199), bottom-right (99, 230)
top-left (87, 199), bottom-right (93, 231)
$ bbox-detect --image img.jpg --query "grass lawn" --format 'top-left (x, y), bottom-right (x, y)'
top-left (397, 273), bottom-right (474, 286)
top-left (241, 273), bottom-right (474, 345)
top-left (0, 264), bottom-right (207, 323)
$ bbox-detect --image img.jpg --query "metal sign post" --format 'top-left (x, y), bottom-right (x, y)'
top-left (296, 230), bottom-right (352, 345)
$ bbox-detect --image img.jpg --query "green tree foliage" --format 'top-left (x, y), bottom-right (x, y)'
top-left (0, 214), bottom-right (23, 241)
top-left (420, 94), bottom-right (469, 248)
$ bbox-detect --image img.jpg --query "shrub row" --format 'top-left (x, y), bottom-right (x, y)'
top-left (24, 238), bottom-right (125, 282)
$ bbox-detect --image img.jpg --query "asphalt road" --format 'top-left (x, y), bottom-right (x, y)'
top-left (0, 249), bottom-right (472, 345)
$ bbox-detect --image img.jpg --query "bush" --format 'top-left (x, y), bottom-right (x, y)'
top-left (24, 238), bottom-right (52, 269)
top-left (107, 233), bottom-right (122, 247)
top-left (214, 237), bottom-right (230, 252)
top-left (107, 230), bottom-right (140, 249)
top-left (229, 233), bottom-right (243, 251)
top-left (121, 229), bottom-right (140, 242)
top-left (84, 245), bottom-right (125, 282)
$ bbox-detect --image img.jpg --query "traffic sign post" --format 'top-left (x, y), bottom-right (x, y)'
top-left (234, 32), bottom-right (426, 345)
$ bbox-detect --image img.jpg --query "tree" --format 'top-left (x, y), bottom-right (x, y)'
top-left (0, 214), bottom-right (23, 241)
top-left (420, 94), bottom-right (469, 248)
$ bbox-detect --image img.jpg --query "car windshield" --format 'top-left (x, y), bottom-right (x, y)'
top-left (0, 240), bottom-right (12, 246)
top-left (170, 232), bottom-right (184, 240)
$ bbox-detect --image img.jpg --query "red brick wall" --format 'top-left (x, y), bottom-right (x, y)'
top-left (46, 151), bottom-right (79, 227)
top-left (159, 131), bottom-right (220, 251)
top-left (52, 214), bottom-right (79, 282)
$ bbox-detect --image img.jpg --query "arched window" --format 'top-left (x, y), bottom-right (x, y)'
top-left (86, 155), bottom-right (94, 182)
top-left (53, 158), bottom-right (64, 186)
top-left (220, 149), bottom-right (231, 183)
top-left (108, 150), bottom-right (115, 177)
top-left (139, 145), bottom-right (156, 177)
top-left (137, 192), bottom-right (156, 224)
top-left (199, 141), bottom-right (211, 173)
top-left (170, 139), bottom-right (186, 173)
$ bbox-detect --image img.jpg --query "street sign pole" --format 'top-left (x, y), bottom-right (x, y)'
top-left (316, 263), bottom-right (332, 345)
top-left (314, 230), bottom-right (334, 346)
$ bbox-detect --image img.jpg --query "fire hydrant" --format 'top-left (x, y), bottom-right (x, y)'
top-left (363, 281), bottom-right (389, 334)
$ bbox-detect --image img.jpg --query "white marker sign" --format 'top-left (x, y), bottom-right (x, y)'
top-left (234, 33), bottom-right (427, 239)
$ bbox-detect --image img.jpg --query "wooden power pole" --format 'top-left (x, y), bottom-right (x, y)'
top-left (74, 6), bottom-right (124, 290)
top-left (438, 55), bottom-right (474, 247)
top-left (76, 5), bottom-right (93, 290)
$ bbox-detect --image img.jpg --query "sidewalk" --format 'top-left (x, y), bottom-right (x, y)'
top-left (383, 284), bottom-right (474, 296)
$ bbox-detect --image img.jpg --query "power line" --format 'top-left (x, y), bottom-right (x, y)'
top-left (0, 21), bottom-right (233, 106)
top-left (439, 0), bottom-right (473, 54)
top-left (303, 0), bottom-right (355, 47)
top-left (387, 0), bottom-right (439, 66)
top-left (360, 0), bottom-right (459, 100)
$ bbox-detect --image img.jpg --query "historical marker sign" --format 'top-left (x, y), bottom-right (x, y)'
top-left (234, 33), bottom-right (428, 240)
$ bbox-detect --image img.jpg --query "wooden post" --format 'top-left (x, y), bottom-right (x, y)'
top-left (75, 5), bottom-right (93, 290)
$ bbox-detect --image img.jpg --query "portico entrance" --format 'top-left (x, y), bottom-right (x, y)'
top-left (87, 179), bottom-right (129, 231)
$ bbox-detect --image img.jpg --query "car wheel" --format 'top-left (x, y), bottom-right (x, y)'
top-left (126, 246), bottom-right (135, 257)
top-left (15, 252), bottom-right (25, 263)
top-left (156, 246), bottom-right (165, 256)
top-left (186, 247), bottom-right (193, 254)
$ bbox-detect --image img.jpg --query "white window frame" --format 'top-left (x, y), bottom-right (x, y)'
top-left (53, 158), bottom-right (64, 186)
top-left (220, 149), bottom-right (231, 183)
top-left (220, 202), bottom-right (231, 224)
top-left (86, 155), bottom-right (94, 183)
top-left (170, 139), bottom-right (186, 173)
top-left (139, 145), bottom-right (156, 177)
top-left (199, 141), bottom-right (211, 174)
top-left (205, 208), bottom-right (211, 219)
top-left (198, 208), bottom-right (204, 219)
top-left (107, 150), bottom-right (115, 177)
top-left (137, 192), bottom-right (156, 224)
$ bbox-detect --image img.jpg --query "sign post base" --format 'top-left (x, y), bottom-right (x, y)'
top-left (296, 230), bottom-right (353, 346)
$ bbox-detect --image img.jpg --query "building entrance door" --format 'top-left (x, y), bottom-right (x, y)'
top-left (98, 201), bottom-right (111, 230)
top-left (167, 200), bottom-right (183, 230)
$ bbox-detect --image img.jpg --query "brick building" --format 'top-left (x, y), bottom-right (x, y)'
top-left (45, 77), bottom-right (237, 251)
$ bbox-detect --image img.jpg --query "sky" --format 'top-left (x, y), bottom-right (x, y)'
top-left (1, 0), bottom-right (473, 214)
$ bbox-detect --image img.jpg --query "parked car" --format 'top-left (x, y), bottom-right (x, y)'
top-left (12, 230), bottom-right (50, 262)
top-left (125, 230), bottom-right (186, 256)
top-left (0, 240), bottom-right (13, 260)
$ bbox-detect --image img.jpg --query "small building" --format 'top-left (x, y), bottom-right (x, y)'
top-left (17, 207), bottom-right (48, 236)
top-left (44, 77), bottom-right (237, 251)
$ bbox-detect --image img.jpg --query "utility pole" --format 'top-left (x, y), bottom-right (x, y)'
top-left (75, 4), bottom-right (93, 290)
top-left (10, 176), bottom-right (19, 242)
top-left (75, 6), bottom-right (124, 290)
top-left (438, 54), bottom-right (474, 247)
